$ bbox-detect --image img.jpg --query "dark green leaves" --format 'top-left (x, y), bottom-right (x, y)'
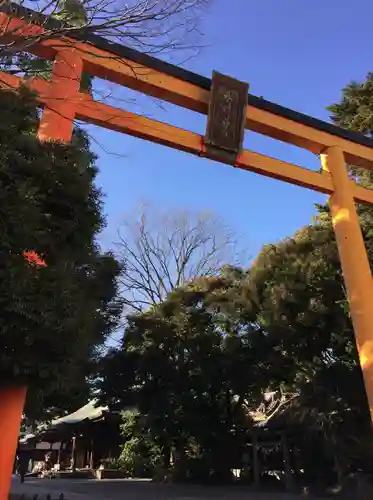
top-left (0, 89), bottom-right (122, 420)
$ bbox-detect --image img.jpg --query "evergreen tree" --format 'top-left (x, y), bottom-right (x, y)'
top-left (0, 87), bottom-right (122, 419)
top-left (100, 273), bottom-right (264, 482)
top-left (327, 73), bottom-right (373, 138)
top-left (98, 73), bottom-right (373, 487)
top-left (328, 72), bottom-right (373, 259)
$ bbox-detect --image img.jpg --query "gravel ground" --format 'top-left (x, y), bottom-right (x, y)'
top-left (10, 476), bottom-right (317, 500)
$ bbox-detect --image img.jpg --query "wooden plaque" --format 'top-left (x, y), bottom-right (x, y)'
top-left (205, 72), bottom-right (249, 157)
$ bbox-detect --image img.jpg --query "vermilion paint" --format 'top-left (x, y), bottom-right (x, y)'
top-left (0, 387), bottom-right (27, 500)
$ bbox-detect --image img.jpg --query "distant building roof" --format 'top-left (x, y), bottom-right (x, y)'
top-left (20, 400), bottom-right (110, 444)
top-left (50, 400), bottom-right (107, 427)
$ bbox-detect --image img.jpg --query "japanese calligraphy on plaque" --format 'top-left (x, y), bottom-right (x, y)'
top-left (205, 72), bottom-right (249, 161)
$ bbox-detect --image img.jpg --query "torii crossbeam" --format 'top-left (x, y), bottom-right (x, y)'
top-left (1, 4), bottom-right (373, 498)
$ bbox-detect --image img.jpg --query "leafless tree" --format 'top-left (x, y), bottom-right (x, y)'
top-left (116, 204), bottom-right (245, 313)
top-left (0, 0), bottom-right (209, 63)
top-left (0, 0), bottom-right (210, 155)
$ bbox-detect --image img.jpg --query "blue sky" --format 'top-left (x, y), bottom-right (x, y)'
top-left (90, 0), bottom-right (371, 262)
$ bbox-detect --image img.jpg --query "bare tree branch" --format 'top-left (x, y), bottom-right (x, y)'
top-left (0, 0), bottom-right (209, 142)
top-left (115, 203), bottom-right (246, 313)
top-left (0, 0), bottom-right (210, 61)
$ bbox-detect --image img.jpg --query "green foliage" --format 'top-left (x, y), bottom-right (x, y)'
top-left (0, 88), bottom-right (122, 418)
top-left (119, 410), bottom-right (163, 478)
top-left (55, 0), bottom-right (88, 26)
top-left (100, 275), bottom-right (265, 481)
top-left (98, 73), bottom-right (373, 487)
top-left (100, 457), bottom-right (123, 470)
top-left (327, 72), bottom-right (373, 137)
top-left (248, 208), bottom-right (372, 467)
top-left (328, 72), bottom-right (373, 260)
top-left (100, 204), bottom-right (373, 483)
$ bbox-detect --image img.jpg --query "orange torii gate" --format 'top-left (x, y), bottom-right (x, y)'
top-left (1, 3), bottom-right (373, 498)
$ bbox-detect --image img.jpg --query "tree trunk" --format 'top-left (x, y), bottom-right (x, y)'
top-left (211, 447), bottom-right (232, 483)
top-left (71, 436), bottom-right (77, 472)
top-left (0, 385), bottom-right (27, 500)
top-left (281, 432), bottom-right (294, 491)
top-left (252, 432), bottom-right (260, 487)
top-left (171, 445), bottom-right (187, 482)
top-left (163, 444), bottom-right (171, 470)
top-left (328, 426), bottom-right (343, 485)
top-left (89, 438), bottom-right (94, 469)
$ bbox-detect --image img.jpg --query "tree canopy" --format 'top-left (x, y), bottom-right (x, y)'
top-left (99, 200), bottom-right (373, 485)
top-left (0, 87), bottom-right (122, 420)
top-left (100, 272), bottom-right (264, 481)
top-left (5, 54), bottom-right (373, 493)
top-left (97, 72), bottom-right (373, 487)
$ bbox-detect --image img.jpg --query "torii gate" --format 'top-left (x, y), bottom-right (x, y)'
top-left (1, 4), bottom-right (373, 498)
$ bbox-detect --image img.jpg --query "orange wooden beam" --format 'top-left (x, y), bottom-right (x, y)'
top-left (73, 42), bottom-right (373, 169)
top-left (0, 12), bottom-right (54, 59)
top-left (0, 13), bottom-right (46, 40)
top-left (2, 71), bottom-right (373, 206)
top-left (245, 106), bottom-right (373, 169)
top-left (77, 97), bottom-right (335, 194)
top-left (321, 148), bottom-right (373, 421)
top-left (2, 13), bottom-right (373, 170)
top-left (37, 49), bottom-right (83, 141)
